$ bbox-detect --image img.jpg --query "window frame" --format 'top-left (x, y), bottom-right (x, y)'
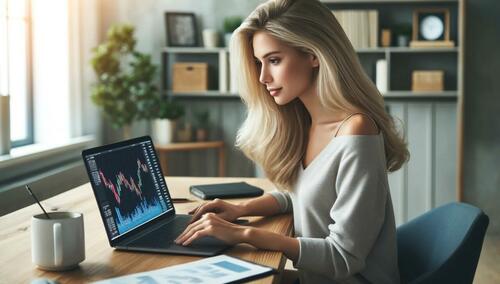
top-left (1, 0), bottom-right (34, 148)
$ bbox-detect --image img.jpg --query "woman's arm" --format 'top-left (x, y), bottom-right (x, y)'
top-left (243, 227), bottom-right (299, 262)
top-left (239, 193), bottom-right (284, 217)
top-left (175, 212), bottom-right (299, 263)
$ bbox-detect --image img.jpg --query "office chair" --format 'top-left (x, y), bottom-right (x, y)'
top-left (397, 202), bottom-right (489, 284)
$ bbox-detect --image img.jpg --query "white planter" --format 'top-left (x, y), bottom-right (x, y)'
top-left (0, 95), bottom-right (10, 155)
top-left (152, 119), bottom-right (176, 145)
top-left (224, 33), bottom-right (232, 47)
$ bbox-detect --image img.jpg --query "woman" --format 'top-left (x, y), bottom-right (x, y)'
top-left (175, 0), bottom-right (409, 283)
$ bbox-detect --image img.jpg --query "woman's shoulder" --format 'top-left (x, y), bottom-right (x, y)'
top-left (336, 113), bottom-right (379, 137)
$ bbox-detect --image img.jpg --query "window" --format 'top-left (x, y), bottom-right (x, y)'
top-left (0, 0), bottom-right (74, 148)
top-left (0, 0), bottom-right (33, 147)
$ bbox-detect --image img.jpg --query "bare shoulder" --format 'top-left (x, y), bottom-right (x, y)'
top-left (336, 113), bottom-right (379, 136)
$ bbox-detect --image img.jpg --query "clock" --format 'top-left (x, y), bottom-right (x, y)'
top-left (410, 8), bottom-right (454, 48)
top-left (420, 15), bottom-right (444, 40)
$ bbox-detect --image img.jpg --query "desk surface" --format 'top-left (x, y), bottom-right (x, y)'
top-left (0, 177), bottom-right (292, 284)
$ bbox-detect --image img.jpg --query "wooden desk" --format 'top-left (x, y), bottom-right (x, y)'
top-left (0, 177), bottom-right (292, 284)
top-left (155, 141), bottom-right (225, 177)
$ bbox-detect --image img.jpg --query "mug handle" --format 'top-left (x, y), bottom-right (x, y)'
top-left (53, 223), bottom-right (63, 266)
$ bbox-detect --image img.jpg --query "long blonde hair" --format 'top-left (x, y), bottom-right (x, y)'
top-left (232, 0), bottom-right (409, 190)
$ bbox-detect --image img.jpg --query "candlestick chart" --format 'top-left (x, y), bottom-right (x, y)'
top-left (93, 145), bottom-right (168, 235)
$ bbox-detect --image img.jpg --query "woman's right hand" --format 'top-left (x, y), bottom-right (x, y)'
top-left (188, 198), bottom-right (246, 224)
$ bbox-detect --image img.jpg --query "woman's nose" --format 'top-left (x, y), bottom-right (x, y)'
top-left (259, 66), bottom-right (272, 84)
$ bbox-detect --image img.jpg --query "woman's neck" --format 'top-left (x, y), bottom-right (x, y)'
top-left (299, 87), bottom-right (349, 126)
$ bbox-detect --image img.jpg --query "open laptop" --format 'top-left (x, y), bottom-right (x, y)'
top-left (82, 135), bottom-right (229, 256)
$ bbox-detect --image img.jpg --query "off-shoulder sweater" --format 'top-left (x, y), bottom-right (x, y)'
top-left (269, 133), bottom-right (400, 284)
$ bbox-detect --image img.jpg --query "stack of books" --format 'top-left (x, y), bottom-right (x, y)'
top-left (332, 10), bottom-right (379, 49)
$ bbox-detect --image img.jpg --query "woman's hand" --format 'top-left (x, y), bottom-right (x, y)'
top-left (174, 212), bottom-right (249, 246)
top-left (188, 198), bottom-right (245, 224)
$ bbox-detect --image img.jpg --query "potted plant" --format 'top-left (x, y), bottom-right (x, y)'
top-left (394, 24), bottom-right (412, 47)
top-left (194, 110), bottom-right (210, 141)
top-left (90, 24), bottom-right (158, 138)
top-left (151, 98), bottom-right (184, 144)
top-left (223, 16), bottom-right (243, 47)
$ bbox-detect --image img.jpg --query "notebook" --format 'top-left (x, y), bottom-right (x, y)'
top-left (189, 182), bottom-right (264, 200)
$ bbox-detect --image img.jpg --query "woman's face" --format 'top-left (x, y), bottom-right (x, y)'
top-left (253, 31), bottom-right (319, 105)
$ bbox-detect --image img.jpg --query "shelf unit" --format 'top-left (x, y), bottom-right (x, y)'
top-left (160, 0), bottom-right (464, 224)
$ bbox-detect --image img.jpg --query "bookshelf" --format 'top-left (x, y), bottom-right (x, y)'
top-left (160, 0), bottom-right (465, 224)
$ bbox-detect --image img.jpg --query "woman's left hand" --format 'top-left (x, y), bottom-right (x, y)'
top-left (174, 212), bottom-right (248, 246)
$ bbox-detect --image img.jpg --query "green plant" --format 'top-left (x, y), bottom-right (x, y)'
top-left (194, 110), bottom-right (210, 129)
top-left (223, 16), bottom-right (243, 34)
top-left (393, 24), bottom-right (413, 36)
top-left (155, 98), bottom-right (185, 120)
top-left (90, 24), bottom-right (158, 129)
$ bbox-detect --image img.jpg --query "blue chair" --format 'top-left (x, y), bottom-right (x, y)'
top-left (397, 202), bottom-right (489, 284)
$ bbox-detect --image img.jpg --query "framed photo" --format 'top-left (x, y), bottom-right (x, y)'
top-left (165, 12), bottom-right (198, 47)
top-left (412, 8), bottom-right (450, 42)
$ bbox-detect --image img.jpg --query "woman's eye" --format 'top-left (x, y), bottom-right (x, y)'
top-left (269, 58), bottom-right (280, 64)
top-left (255, 59), bottom-right (262, 66)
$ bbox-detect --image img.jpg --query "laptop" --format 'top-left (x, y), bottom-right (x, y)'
top-left (82, 135), bottom-right (230, 256)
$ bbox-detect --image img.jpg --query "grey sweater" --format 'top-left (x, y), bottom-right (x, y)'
top-left (269, 133), bottom-right (400, 284)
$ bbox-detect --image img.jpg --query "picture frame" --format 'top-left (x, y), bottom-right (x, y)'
top-left (165, 12), bottom-right (198, 47)
top-left (412, 8), bottom-right (450, 42)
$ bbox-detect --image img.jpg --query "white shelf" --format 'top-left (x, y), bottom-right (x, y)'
top-left (167, 91), bottom-right (239, 98)
top-left (383, 91), bottom-right (458, 98)
top-left (163, 46), bottom-right (458, 54)
top-left (321, 0), bottom-right (458, 3)
top-left (164, 90), bottom-right (457, 99)
top-left (163, 47), bottom-right (228, 53)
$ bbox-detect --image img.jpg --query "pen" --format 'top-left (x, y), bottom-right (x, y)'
top-left (25, 185), bottom-right (51, 219)
top-left (171, 198), bottom-right (193, 203)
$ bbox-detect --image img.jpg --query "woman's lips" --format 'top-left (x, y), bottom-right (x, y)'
top-left (268, 88), bottom-right (282, 96)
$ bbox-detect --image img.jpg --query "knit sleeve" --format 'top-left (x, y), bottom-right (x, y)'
top-left (294, 138), bottom-right (388, 280)
top-left (268, 190), bottom-right (293, 213)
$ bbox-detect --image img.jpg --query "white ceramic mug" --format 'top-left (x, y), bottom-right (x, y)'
top-left (31, 212), bottom-right (85, 271)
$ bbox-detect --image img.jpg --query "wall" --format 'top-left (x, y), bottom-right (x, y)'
top-left (99, 0), bottom-right (500, 232)
top-left (463, 0), bottom-right (500, 234)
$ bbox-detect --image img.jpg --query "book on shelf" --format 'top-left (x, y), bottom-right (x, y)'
top-left (332, 9), bottom-right (379, 49)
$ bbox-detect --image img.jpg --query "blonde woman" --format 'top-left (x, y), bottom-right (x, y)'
top-left (176, 0), bottom-right (409, 283)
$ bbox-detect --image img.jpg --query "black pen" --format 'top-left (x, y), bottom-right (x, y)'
top-left (171, 198), bottom-right (193, 203)
top-left (25, 185), bottom-right (51, 219)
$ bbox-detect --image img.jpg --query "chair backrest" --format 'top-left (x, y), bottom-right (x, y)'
top-left (397, 202), bottom-right (489, 284)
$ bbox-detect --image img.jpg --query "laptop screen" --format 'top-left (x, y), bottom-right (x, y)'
top-left (83, 137), bottom-right (174, 240)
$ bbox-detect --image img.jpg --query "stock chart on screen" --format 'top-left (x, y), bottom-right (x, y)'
top-left (84, 140), bottom-right (173, 239)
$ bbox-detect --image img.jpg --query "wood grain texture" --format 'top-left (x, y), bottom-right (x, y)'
top-left (0, 177), bottom-right (293, 284)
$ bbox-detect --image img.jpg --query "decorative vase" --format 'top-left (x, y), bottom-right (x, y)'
top-left (0, 95), bottom-right (11, 155)
top-left (123, 124), bottom-right (132, 140)
top-left (196, 128), bottom-right (208, 142)
top-left (152, 119), bottom-right (176, 145)
top-left (177, 123), bottom-right (192, 142)
top-left (224, 33), bottom-right (232, 47)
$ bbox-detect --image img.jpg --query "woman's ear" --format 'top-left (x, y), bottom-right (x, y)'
top-left (309, 54), bottom-right (319, 68)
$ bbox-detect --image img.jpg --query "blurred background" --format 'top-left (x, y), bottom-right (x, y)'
top-left (0, 0), bottom-right (498, 282)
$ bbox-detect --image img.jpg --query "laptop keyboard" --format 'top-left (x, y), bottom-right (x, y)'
top-left (126, 215), bottom-right (191, 248)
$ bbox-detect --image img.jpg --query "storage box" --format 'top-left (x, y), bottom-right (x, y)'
top-left (412, 70), bottom-right (444, 91)
top-left (173, 63), bottom-right (208, 92)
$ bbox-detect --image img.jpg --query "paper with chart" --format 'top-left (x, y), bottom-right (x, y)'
top-left (93, 255), bottom-right (273, 284)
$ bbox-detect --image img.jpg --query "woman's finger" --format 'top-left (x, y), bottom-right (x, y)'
top-left (189, 202), bottom-right (217, 223)
top-left (176, 217), bottom-right (205, 242)
top-left (175, 220), bottom-right (208, 245)
top-left (182, 227), bottom-right (212, 246)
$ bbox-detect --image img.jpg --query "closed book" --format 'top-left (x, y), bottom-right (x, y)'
top-left (189, 182), bottom-right (264, 200)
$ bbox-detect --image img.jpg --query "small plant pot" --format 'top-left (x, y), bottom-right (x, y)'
top-left (196, 129), bottom-right (208, 141)
top-left (152, 119), bottom-right (177, 144)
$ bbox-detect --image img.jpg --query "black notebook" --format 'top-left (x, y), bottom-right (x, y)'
top-left (189, 182), bottom-right (264, 200)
